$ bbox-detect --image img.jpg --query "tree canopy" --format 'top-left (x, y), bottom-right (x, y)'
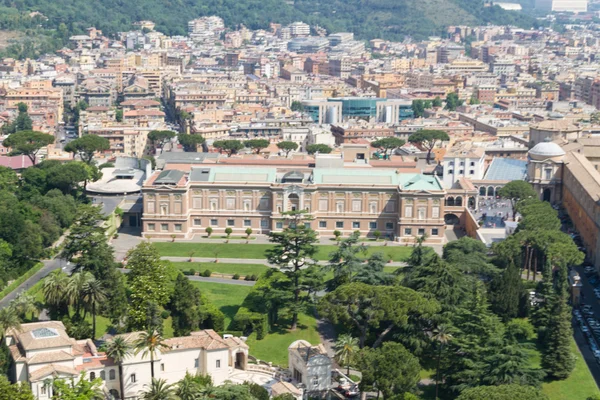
top-left (148, 130), bottom-right (176, 151)
top-left (64, 134), bottom-right (110, 164)
top-left (3, 130), bottom-right (55, 164)
top-left (213, 139), bottom-right (244, 156)
top-left (177, 134), bottom-right (205, 152)
top-left (244, 139), bottom-right (270, 154)
top-left (408, 129), bottom-right (449, 164)
top-left (497, 181), bottom-right (538, 220)
top-left (276, 141), bottom-right (299, 156)
top-left (371, 137), bottom-right (405, 158)
top-left (456, 384), bottom-right (548, 400)
top-left (306, 144), bottom-right (332, 154)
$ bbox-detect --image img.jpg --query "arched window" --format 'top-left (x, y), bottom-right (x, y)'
top-left (100, 371), bottom-right (106, 381)
top-left (89, 372), bottom-right (96, 381)
top-left (479, 186), bottom-right (486, 196)
top-left (446, 197), bottom-right (455, 207)
top-left (487, 186), bottom-right (494, 197)
top-left (455, 196), bottom-right (463, 207)
top-left (109, 369), bottom-right (116, 380)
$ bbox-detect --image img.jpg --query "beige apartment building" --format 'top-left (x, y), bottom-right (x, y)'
top-left (87, 125), bottom-right (154, 157)
top-left (141, 163), bottom-right (447, 244)
top-left (4, 81), bottom-right (64, 122)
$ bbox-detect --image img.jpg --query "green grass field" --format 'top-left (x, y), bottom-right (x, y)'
top-left (540, 339), bottom-right (600, 400)
top-left (245, 312), bottom-right (321, 367)
top-left (173, 262), bottom-right (269, 277)
top-left (190, 281), bottom-right (253, 329)
top-left (154, 242), bottom-right (412, 261)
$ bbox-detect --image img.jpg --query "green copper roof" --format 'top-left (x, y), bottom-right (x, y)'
top-left (398, 174), bottom-right (443, 191)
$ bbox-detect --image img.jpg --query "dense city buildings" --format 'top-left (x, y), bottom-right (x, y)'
top-left (5, 8), bottom-right (600, 400)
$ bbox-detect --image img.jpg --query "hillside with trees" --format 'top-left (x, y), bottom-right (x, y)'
top-left (0, 0), bottom-right (538, 58)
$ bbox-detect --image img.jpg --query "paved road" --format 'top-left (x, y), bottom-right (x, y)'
top-left (162, 256), bottom-right (408, 268)
top-left (573, 265), bottom-right (600, 387)
top-left (116, 268), bottom-right (256, 286)
top-left (0, 258), bottom-right (70, 309)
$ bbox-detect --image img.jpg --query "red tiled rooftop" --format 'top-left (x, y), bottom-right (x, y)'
top-left (0, 155), bottom-right (34, 169)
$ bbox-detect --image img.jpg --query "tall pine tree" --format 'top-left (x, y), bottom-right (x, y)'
top-left (541, 294), bottom-right (575, 379)
top-left (489, 262), bottom-right (524, 322)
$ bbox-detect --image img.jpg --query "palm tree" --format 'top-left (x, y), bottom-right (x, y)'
top-left (82, 278), bottom-right (106, 340)
top-left (12, 292), bottom-right (37, 321)
top-left (106, 337), bottom-right (132, 400)
top-left (176, 373), bottom-right (202, 400)
top-left (141, 378), bottom-right (179, 400)
top-left (43, 270), bottom-right (69, 308)
top-left (67, 272), bottom-right (94, 317)
top-left (134, 329), bottom-right (169, 379)
top-left (0, 306), bottom-right (21, 338)
top-left (433, 325), bottom-right (452, 400)
top-left (334, 334), bottom-right (359, 376)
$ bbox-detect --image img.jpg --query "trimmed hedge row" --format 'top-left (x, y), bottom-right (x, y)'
top-left (0, 262), bottom-right (44, 300)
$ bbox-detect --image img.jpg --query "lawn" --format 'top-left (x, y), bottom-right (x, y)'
top-left (190, 281), bottom-right (253, 329)
top-left (540, 338), bottom-right (600, 400)
top-left (154, 242), bottom-right (413, 261)
top-left (245, 312), bottom-right (321, 367)
top-left (172, 262), bottom-right (269, 277)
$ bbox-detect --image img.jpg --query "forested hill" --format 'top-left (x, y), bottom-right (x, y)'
top-left (1, 0), bottom-right (537, 41)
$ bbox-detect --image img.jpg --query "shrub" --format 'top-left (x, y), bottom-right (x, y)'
top-left (98, 162), bottom-right (114, 169)
top-left (183, 269), bottom-right (195, 276)
top-left (250, 274), bottom-right (258, 281)
top-left (245, 382), bottom-right (269, 400)
top-left (232, 273), bottom-right (240, 280)
top-left (202, 269), bottom-right (212, 277)
top-left (232, 307), bottom-right (268, 340)
top-left (244, 274), bottom-right (252, 281)
top-left (160, 310), bottom-right (171, 319)
top-left (205, 226), bottom-right (213, 237)
top-left (203, 303), bottom-right (225, 332)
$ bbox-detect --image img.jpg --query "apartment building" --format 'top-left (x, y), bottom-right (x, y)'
top-left (330, 123), bottom-right (395, 145)
top-left (441, 144), bottom-right (486, 189)
top-left (4, 81), bottom-right (64, 122)
top-left (288, 22), bottom-right (310, 37)
top-left (141, 161), bottom-right (448, 244)
top-left (7, 321), bottom-right (249, 400)
top-left (87, 124), bottom-right (155, 157)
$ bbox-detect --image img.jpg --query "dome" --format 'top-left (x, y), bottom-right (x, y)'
top-left (528, 138), bottom-right (565, 160)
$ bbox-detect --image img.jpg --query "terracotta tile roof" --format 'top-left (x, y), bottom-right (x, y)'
top-left (271, 381), bottom-right (302, 396)
top-left (9, 321), bottom-right (72, 351)
top-left (457, 177), bottom-right (476, 191)
top-left (123, 109), bottom-right (165, 117)
top-left (29, 364), bottom-right (78, 381)
top-left (0, 155), bottom-right (34, 169)
top-left (75, 354), bottom-right (115, 371)
top-left (224, 336), bottom-right (249, 349)
top-left (121, 99), bottom-right (161, 107)
top-left (9, 344), bottom-right (25, 362)
top-left (86, 106), bottom-right (110, 112)
top-left (165, 329), bottom-right (229, 352)
top-left (28, 350), bottom-right (74, 365)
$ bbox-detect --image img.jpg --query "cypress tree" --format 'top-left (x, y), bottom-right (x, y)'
top-left (489, 262), bottom-right (523, 321)
top-left (541, 294), bottom-right (575, 380)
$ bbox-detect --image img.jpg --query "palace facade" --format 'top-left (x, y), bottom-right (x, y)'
top-left (141, 160), bottom-right (448, 244)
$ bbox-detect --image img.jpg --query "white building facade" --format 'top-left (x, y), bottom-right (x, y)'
top-left (441, 146), bottom-right (486, 189)
top-left (7, 322), bottom-right (249, 400)
top-left (288, 340), bottom-right (332, 394)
